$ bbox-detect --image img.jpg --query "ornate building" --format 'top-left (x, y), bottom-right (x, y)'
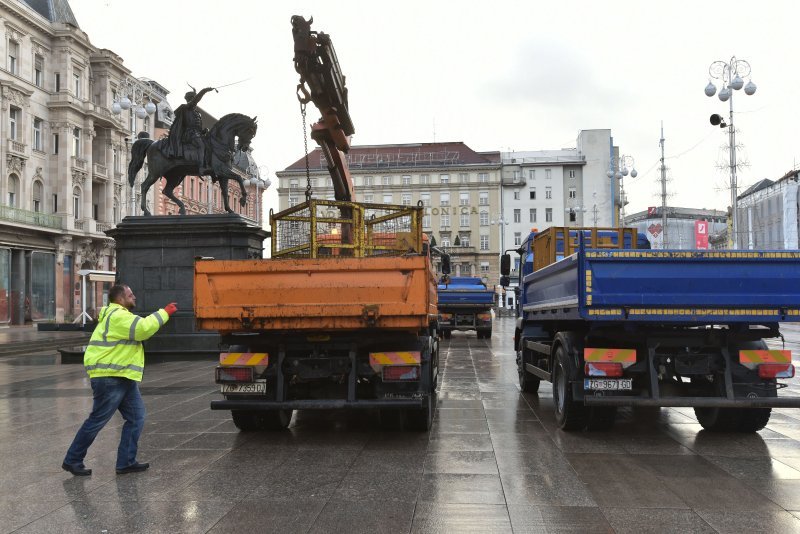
top-left (0, 0), bottom-right (165, 323)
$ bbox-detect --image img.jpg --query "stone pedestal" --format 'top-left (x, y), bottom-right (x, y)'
top-left (107, 214), bottom-right (267, 358)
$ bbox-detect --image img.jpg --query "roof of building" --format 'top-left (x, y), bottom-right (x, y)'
top-left (626, 206), bottom-right (728, 222)
top-left (739, 178), bottom-right (775, 199)
top-left (282, 141), bottom-right (499, 172)
top-left (21, 0), bottom-right (80, 27)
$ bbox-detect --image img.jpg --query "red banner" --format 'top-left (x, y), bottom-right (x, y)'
top-left (695, 220), bottom-right (709, 249)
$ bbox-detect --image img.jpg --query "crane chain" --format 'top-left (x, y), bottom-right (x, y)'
top-left (300, 102), bottom-right (312, 202)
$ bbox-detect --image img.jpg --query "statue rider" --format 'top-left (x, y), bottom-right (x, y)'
top-left (166, 86), bottom-right (216, 176)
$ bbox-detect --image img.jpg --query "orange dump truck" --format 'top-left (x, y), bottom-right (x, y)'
top-left (194, 199), bottom-right (444, 431)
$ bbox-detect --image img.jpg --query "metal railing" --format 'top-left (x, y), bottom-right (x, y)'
top-left (0, 205), bottom-right (63, 230)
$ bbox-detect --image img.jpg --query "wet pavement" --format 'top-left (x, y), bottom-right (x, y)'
top-left (0, 319), bottom-right (799, 533)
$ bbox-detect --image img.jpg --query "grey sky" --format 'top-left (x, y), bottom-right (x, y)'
top-left (69, 0), bottom-right (800, 215)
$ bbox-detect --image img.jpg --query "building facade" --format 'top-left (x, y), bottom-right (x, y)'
top-left (626, 206), bottom-right (727, 249)
top-left (0, 0), bottom-right (164, 323)
top-left (734, 171), bottom-right (800, 250)
top-left (277, 142), bottom-right (503, 280)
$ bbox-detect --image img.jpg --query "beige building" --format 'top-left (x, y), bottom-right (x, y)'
top-left (0, 0), bottom-right (164, 323)
top-left (276, 141), bottom-right (503, 281)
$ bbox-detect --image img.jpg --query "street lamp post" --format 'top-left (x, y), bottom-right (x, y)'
top-left (606, 155), bottom-right (637, 226)
top-left (704, 57), bottom-right (757, 249)
top-left (491, 215), bottom-right (509, 311)
top-left (244, 173), bottom-right (271, 226)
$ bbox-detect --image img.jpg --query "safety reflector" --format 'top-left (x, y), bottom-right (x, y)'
top-left (220, 352), bottom-right (269, 366)
top-left (740, 350), bottom-right (791, 364)
top-left (584, 348), bottom-right (636, 367)
top-left (584, 362), bottom-right (623, 377)
top-left (215, 366), bottom-right (254, 383)
top-left (758, 363), bottom-right (795, 379)
top-left (477, 313), bottom-right (492, 321)
top-left (382, 365), bottom-right (420, 381)
top-left (439, 313), bottom-right (453, 320)
top-left (369, 351), bottom-right (421, 366)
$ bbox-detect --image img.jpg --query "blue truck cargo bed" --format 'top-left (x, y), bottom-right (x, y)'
top-left (437, 277), bottom-right (495, 308)
top-left (522, 249), bottom-right (800, 324)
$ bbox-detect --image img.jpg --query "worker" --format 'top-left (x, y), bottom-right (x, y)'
top-left (62, 284), bottom-right (177, 476)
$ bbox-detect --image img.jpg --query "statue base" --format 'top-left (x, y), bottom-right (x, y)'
top-left (107, 214), bottom-right (268, 359)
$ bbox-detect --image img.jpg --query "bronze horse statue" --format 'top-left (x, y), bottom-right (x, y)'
top-left (127, 113), bottom-right (258, 216)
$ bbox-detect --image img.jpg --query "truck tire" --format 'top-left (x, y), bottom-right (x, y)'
top-left (694, 340), bottom-right (774, 433)
top-left (553, 343), bottom-right (587, 430)
top-left (231, 409), bottom-right (292, 432)
top-left (517, 349), bottom-right (540, 393)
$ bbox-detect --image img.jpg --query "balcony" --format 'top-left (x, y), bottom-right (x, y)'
top-left (96, 222), bottom-right (113, 233)
top-left (72, 157), bottom-right (88, 171)
top-left (440, 245), bottom-right (477, 255)
top-left (7, 138), bottom-right (26, 156)
top-left (0, 205), bottom-right (63, 230)
top-left (93, 163), bottom-right (108, 180)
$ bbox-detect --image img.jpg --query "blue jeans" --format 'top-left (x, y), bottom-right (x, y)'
top-left (64, 376), bottom-right (146, 470)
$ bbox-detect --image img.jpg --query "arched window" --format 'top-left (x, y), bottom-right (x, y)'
top-left (72, 186), bottom-right (81, 220)
top-left (7, 174), bottom-right (19, 207)
top-left (32, 180), bottom-right (43, 212)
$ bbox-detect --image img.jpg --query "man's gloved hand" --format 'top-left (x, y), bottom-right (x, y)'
top-left (164, 302), bottom-right (178, 316)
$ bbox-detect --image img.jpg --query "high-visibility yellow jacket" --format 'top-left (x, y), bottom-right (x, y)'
top-left (84, 303), bottom-right (170, 381)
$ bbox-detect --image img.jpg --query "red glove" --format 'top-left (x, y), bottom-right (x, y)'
top-left (164, 302), bottom-right (178, 316)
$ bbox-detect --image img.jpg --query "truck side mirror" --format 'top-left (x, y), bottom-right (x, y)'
top-left (500, 275), bottom-right (510, 288)
top-left (500, 253), bottom-right (511, 276)
top-left (441, 254), bottom-right (451, 274)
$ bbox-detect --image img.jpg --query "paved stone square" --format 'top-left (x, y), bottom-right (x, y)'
top-left (0, 319), bottom-right (799, 533)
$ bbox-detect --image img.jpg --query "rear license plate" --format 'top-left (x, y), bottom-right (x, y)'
top-left (221, 382), bottom-right (266, 394)
top-left (584, 378), bottom-right (632, 391)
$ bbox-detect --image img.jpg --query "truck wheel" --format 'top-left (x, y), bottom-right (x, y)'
top-left (231, 410), bottom-right (261, 432)
top-left (442, 331), bottom-right (451, 339)
top-left (517, 350), bottom-right (540, 393)
top-left (231, 409), bottom-right (292, 432)
top-left (260, 409), bottom-right (293, 430)
top-left (553, 344), bottom-right (587, 430)
top-left (405, 391), bottom-right (436, 431)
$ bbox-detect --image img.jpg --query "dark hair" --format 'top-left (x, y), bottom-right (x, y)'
top-left (108, 284), bottom-right (128, 304)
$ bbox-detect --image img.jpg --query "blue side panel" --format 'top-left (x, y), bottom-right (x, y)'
top-left (581, 250), bottom-right (800, 323)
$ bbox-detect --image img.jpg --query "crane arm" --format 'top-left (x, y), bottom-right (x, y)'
top-left (292, 15), bottom-right (354, 202)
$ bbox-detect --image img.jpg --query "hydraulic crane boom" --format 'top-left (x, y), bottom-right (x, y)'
top-left (292, 15), bottom-right (355, 202)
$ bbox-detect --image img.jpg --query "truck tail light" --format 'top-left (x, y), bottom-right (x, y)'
top-left (439, 313), bottom-right (452, 320)
top-left (382, 365), bottom-right (420, 381)
top-left (216, 366), bottom-right (254, 383)
top-left (585, 362), bottom-right (623, 377)
top-left (758, 363), bottom-right (795, 379)
top-left (477, 313), bottom-right (491, 321)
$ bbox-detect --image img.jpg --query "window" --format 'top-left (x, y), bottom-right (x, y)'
top-left (459, 173), bottom-right (469, 183)
top-left (529, 169), bottom-right (536, 180)
top-left (514, 232), bottom-right (521, 246)
top-left (55, 72), bottom-right (61, 92)
top-left (459, 192), bottom-right (469, 206)
top-left (93, 203), bottom-right (99, 220)
top-left (289, 178), bottom-right (298, 189)
top-left (569, 169), bottom-right (576, 179)
top-left (9, 108), bottom-right (19, 140)
top-left (439, 174), bottom-right (450, 184)
top-left (363, 193), bottom-right (373, 203)
top-left (33, 118), bottom-right (43, 151)
top-left (309, 178), bottom-right (317, 188)
top-left (72, 128), bottom-right (81, 157)
top-left (513, 170), bottom-right (521, 182)
top-left (479, 191), bottom-right (488, 205)
top-left (513, 209), bottom-right (521, 223)
top-left (440, 192), bottom-right (450, 206)
top-left (326, 177), bottom-right (332, 187)
top-left (478, 173), bottom-right (488, 183)
top-left (530, 188), bottom-right (536, 200)
top-left (52, 194), bottom-right (58, 213)
top-left (441, 215), bottom-right (450, 228)
top-left (480, 261), bottom-right (490, 273)
top-left (73, 71), bottom-right (82, 98)
top-left (7, 40), bottom-right (18, 74)
top-left (568, 187), bottom-right (577, 199)
top-left (441, 236), bottom-right (450, 247)
top-left (514, 190), bottom-right (520, 200)
top-left (401, 193), bottom-right (411, 206)
top-left (402, 175), bottom-right (411, 185)
top-left (569, 210), bottom-right (577, 222)
top-left (420, 174), bottom-right (430, 184)
top-left (480, 235), bottom-right (489, 251)
top-left (529, 208), bottom-right (537, 223)
top-left (32, 181), bottom-right (42, 213)
top-left (73, 187), bottom-right (81, 219)
top-left (460, 234), bottom-right (470, 247)
top-left (545, 187), bottom-right (552, 200)
top-left (480, 211), bottom-right (488, 226)
top-left (545, 168), bottom-right (552, 179)
top-left (420, 192), bottom-right (430, 206)
top-left (289, 196), bottom-right (298, 207)
top-left (53, 133), bottom-right (59, 155)
top-left (382, 193), bottom-right (392, 204)
top-left (460, 213), bottom-right (469, 227)
top-left (364, 176), bottom-right (374, 186)
top-left (423, 214), bottom-right (431, 228)
top-left (8, 175), bottom-right (19, 207)
top-left (380, 175), bottom-right (391, 186)
top-left (546, 208), bottom-right (553, 222)
top-left (34, 55), bottom-right (44, 87)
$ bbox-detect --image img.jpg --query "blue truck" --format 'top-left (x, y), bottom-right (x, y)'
top-left (437, 276), bottom-right (495, 339)
top-left (502, 226), bottom-right (800, 432)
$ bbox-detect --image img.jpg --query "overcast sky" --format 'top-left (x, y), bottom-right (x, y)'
top-left (69, 0), bottom-right (800, 216)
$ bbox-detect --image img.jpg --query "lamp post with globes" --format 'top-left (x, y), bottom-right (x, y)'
top-left (490, 215), bottom-right (509, 311)
top-left (606, 155), bottom-right (637, 226)
top-left (704, 57), bottom-right (756, 249)
top-left (243, 169), bottom-right (271, 226)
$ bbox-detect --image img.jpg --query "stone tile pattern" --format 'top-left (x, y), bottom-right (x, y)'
top-left (0, 320), bottom-right (799, 532)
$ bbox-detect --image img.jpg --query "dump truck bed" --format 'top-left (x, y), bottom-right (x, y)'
top-left (194, 255), bottom-right (437, 333)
